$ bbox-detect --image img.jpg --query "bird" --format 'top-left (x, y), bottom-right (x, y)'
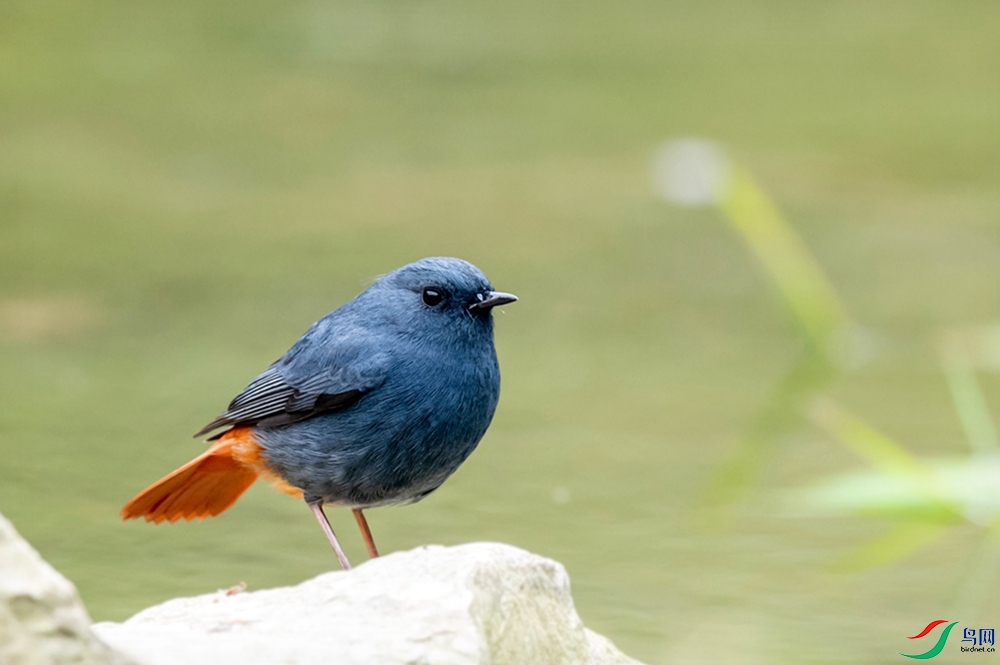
top-left (121, 257), bottom-right (516, 570)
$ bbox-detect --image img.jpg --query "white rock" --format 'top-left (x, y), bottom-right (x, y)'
top-left (93, 543), bottom-right (643, 665)
top-left (0, 512), bottom-right (131, 665)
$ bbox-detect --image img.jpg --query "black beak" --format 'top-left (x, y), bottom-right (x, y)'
top-left (469, 291), bottom-right (518, 311)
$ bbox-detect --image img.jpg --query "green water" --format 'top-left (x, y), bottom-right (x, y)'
top-left (2, 2), bottom-right (999, 663)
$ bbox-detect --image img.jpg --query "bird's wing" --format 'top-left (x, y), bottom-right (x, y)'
top-left (194, 323), bottom-right (390, 438)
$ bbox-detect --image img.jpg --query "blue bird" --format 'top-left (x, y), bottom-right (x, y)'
top-left (122, 257), bottom-right (516, 569)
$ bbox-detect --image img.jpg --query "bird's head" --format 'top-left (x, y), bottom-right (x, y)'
top-left (369, 257), bottom-right (516, 340)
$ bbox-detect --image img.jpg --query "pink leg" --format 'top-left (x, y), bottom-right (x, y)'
top-left (352, 508), bottom-right (379, 559)
top-left (308, 503), bottom-right (352, 570)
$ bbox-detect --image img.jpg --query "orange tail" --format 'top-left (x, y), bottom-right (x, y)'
top-left (121, 428), bottom-right (262, 524)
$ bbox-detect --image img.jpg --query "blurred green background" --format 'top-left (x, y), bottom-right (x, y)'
top-left (2, 1), bottom-right (999, 663)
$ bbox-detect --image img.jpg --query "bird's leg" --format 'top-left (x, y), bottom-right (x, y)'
top-left (352, 508), bottom-right (379, 559)
top-left (308, 502), bottom-right (352, 570)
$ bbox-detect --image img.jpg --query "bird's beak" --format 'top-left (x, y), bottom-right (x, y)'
top-left (469, 291), bottom-right (518, 311)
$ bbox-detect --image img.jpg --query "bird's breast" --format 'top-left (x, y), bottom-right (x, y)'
top-left (255, 344), bottom-right (501, 507)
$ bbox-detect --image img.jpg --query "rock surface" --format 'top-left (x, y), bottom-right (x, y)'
top-left (93, 542), bottom-right (643, 665)
top-left (0, 509), bottom-right (640, 665)
top-left (0, 513), bottom-right (131, 665)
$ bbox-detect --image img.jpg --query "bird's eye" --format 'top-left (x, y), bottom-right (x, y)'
top-left (421, 287), bottom-right (445, 307)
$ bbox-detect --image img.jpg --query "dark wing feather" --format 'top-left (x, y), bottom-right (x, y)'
top-left (249, 389), bottom-right (366, 430)
top-left (194, 308), bottom-right (391, 439)
top-left (194, 350), bottom-right (389, 439)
